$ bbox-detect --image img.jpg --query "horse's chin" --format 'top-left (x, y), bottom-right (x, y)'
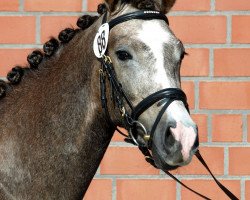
top-left (151, 135), bottom-right (193, 171)
top-left (151, 144), bottom-right (179, 171)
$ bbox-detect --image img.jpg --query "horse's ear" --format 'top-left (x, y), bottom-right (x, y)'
top-left (162, 0), bottom-right (176, 13)
top-left (104, 0), bottom-right (122, 12)
top-left (103, 0), bottom-right (176, 13)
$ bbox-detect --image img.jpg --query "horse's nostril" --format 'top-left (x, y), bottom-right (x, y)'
top-left (165, 127), bottom-right (171, 137)
top-left (163, 128), bottom-right (175, 149)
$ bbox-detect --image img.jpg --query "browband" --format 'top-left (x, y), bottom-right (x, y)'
top-left (108, 10), bottom-right (169, 30)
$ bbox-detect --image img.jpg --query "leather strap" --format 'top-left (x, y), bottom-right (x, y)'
top-left (109, 10), bottom-right (169, 30)
top-left (131, 88), bottom-right (188, 120)
top-left (195, 150), bottom-right (239, 200)
top-left (137, 147), bottom-right (239, 200)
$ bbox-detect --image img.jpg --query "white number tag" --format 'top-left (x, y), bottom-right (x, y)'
top-left (93, 23), bottom-right (109, 58)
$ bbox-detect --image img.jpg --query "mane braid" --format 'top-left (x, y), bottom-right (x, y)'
top-left (7, 66), bottom-right (25, 85)
top-left (0, 80), bottom-right (7, 99)
top-left (27, 50), bottom-right (44, 69)
top-left (0, 9), bottom-right (101, 100)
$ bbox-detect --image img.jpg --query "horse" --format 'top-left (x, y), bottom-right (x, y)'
top-left (0, 0), bottom-right (199, 199)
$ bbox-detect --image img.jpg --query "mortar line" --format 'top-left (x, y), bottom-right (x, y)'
top-left (242, 114), bottom-right (248, 142)
top-left (200, 142), bottom-right (250, 147)
top-left (224, 147), bottom-right (229, 175)
top-left (241, 179), bottom-right (245, 200)
top-left (0, 12), bottom-right (96, 16)
top-left (19, 0), bottom-right (24, 12)
top-left (184, 43), bottom-right (250, 48)
top-left (209, 48), bottom-right (214, 77)
top-left (112, 178), bottom-right (117, 200)
top-left (95, 166), bottom-right (101, 175)
top-left (182, 77), bottom-right (250, 81)
top-left (93, 174), bottom-right (250, 180)
top-left (0, 44), bottom-right (43, 48)
top-left (35, 16), bottom-right (41, 44)
top-left (0, 77), bottom-right (7, 81)
top-left (207, 114), bottom-right (212, 142)
top-left (226, 15), bottom-right (232, 44)
top-left (210, 0), bottom-right (215, 11)
top-left (176, 182), bottom-right (181, 200)
top-left (194, 80), bottom-right (199, 111)
top-left (82, 0), bottom-right (87, 12)
top-left (170, 11), bottom-right (250, 16)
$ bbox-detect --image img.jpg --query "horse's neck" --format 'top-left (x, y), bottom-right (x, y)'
top-left (0, 21), bottom-right (114, 199)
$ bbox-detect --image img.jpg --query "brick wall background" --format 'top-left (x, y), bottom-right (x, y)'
top-left (0, 0), bottom-right (249, 199)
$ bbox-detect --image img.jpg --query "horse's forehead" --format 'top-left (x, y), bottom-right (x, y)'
top-left (136, 20), bottom-right (172, 49)
top-left (135, 21), bottom-right (175, 88)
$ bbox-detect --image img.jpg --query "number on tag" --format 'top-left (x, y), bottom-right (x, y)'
top-left (93, 23), bottom-right (109, 58)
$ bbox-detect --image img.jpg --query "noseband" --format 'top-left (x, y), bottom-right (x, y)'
top-left (93, 10), bottom-right (238, 200)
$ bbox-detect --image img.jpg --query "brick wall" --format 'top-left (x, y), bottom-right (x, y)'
top-left (0, 0), bottom-right (249, 199)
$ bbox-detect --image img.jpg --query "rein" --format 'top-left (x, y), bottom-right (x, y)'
top-left (94, 10), bottom-right (239, 200)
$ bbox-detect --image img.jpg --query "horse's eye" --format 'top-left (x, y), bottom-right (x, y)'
top-left (116, 50), bottom-right (132, 61)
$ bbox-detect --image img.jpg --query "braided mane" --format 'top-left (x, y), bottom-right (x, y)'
top-left (0, 0), bottom-right (154, 100)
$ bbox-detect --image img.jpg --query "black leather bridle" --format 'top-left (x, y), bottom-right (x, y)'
top-left (94, 10), bottom-right (239, 200)
top-left (98, 10), bottom-right (188, 148)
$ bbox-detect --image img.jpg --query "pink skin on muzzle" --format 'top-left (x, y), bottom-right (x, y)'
top-left (170, 121), bottom-right (197, 161)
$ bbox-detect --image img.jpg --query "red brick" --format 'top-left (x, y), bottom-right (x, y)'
top-left (100, 147), bottom-right (159, 175)
top-left (232, 16), bottom-right (250, 43)
top-left (0, 17), bottom-right (36, 44)
top-left (181, 49), bottom-right (209, 77)
top-left (182, 81), bottom-right (195, 109)
top-left (0, 0), bottom-right (19, 11)
top-left (200, 82), bottom-right (250, 109)
top-left (117, 179), bottom-right (176, 200)
top-left (216, 0), bottom-right (250, 11)
top-left (41, 16), bottom-right (78, 43)
top-left (173, 147), bottom-right (224, 175)
top-left (87, 0), bottom-right (102, 12)
top-left (24, 0), bottom-right (82, 12)
top-left (229, 147), bottom-right (250, 175)
top-left (214, 49), bottom-right (250, 76)
top-left (212, 115), bottom-right (242, 142)
top-left (84, 179), bottom-right (112, 200)
top-left (0, 49), bottom-right (31, 77)
top-left (170, 16), bottom-right (227, 44)
top-left (173, 0), bottom-right (210, 11)
top-left (181, 180), bottom-right (240, 199)
top-left (246, 181), bottom-right (250, 200)
top-left (191, 114), bottom-right (207, 142)
top-left (112, 127), bottom-right (127, 142)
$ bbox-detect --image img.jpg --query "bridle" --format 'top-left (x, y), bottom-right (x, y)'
top-left (93, 10), bottom-right (239, 200)
top-left (95, 10), bottom-right (188, 148)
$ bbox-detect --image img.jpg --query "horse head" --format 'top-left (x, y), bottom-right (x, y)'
top-left (101, 0), bottom-right (199, 170)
